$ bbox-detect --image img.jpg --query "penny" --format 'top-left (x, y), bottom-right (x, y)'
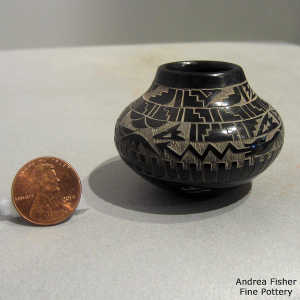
top-left (11, 157), bottom-right (81, 225)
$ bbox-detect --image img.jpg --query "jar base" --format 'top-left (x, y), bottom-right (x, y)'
top-left (140, 173), bottom-right (250, 195)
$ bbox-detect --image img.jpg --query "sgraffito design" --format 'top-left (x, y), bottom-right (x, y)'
top-left (115, 81), bottom-right (284, 189)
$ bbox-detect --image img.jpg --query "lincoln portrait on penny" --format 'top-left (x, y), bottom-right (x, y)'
top-left (28, 163), bottom-right (72, 221)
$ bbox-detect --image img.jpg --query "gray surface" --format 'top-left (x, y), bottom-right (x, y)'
top-left (1, 0), bottom-right (300, 49)
top-left (0, 42), bottom-right (299, 299)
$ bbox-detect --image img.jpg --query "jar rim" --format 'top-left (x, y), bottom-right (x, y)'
top-left (153, 60), bottom-right (246, 89)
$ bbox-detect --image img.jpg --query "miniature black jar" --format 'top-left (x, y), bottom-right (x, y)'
top-left (115, 61), bottom-right (284, 192)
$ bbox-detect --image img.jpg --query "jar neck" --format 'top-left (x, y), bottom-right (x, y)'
top-left (152, 61), bottom-right (247, 89)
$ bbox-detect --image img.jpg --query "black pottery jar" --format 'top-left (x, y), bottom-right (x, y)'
top-left (115, 61), bottom-right (284, 192)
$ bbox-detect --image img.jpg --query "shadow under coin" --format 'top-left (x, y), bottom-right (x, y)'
top-left (85, 157), bottom-right (251, 223)
top-left (0, 208), bottom-right (89, 226)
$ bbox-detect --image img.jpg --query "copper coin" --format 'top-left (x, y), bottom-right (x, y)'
top-left (11, 157), bottom-right (81, 225)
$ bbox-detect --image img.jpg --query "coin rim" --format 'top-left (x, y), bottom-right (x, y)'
top-left (11, 156), bottom-right (82, 226)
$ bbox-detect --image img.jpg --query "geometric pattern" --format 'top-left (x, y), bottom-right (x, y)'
top-left (115, 81), bottom-right (284, 189)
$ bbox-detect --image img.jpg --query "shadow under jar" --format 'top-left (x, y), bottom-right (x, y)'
top-left (114, 61), bottom-right (284, 192)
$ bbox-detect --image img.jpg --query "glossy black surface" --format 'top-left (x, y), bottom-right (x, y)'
top-left (154, 61), bottom-right (247, 89)
top-left (115, 61), bottom-right (284, 192)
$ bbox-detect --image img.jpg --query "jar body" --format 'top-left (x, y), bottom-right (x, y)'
top-left (115, 61), bottom-right (284, 191)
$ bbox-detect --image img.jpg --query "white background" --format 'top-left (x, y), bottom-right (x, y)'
top-left (0, 42), bottom-right (299, 299)
top-left (0, 0), bottom-right (300, 49)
